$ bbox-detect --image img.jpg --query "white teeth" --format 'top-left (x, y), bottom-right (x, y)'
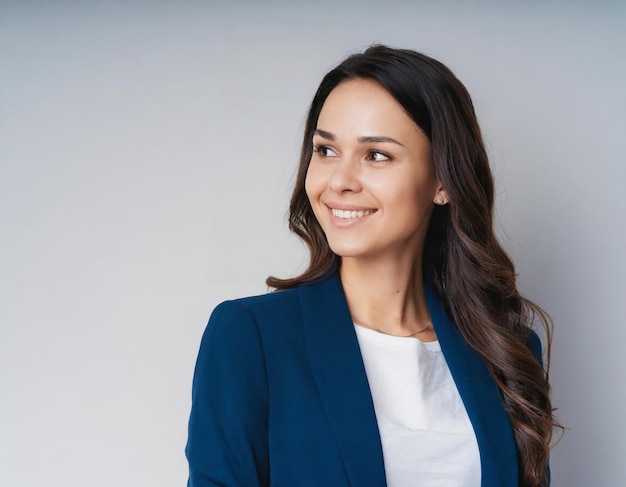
top-left (331, 208), bottom-right (373, 219)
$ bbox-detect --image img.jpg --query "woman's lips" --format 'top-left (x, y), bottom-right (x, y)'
top-left (331, 208), bottom-right (374, 219)
top-left (325, 204), bottom-right (377, 227)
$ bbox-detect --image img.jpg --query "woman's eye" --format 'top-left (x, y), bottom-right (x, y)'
top-left (368, 151), bottom-right (391, 162)
top-left (313, 145), bottom-right (338, 157)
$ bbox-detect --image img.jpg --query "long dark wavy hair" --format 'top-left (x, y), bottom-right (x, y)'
top-left (267, 45), bottom-right (559, 486)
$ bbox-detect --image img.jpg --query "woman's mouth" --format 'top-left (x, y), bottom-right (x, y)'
top-left (331, 208), bottom-right (375, 219)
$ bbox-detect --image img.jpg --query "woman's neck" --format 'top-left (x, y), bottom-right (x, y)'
top-left (339, 256), bottom-right (434, 340)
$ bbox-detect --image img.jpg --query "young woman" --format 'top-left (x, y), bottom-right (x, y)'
top-left (186, 45), bottom-right (558, 487)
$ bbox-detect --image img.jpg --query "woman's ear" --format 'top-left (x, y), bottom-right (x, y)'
top-left (433, 184), bottom-right (449, 206)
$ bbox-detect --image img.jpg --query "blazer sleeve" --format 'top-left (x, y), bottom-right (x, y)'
top-left (527, 330), bottom-right (552, 486)
top-left (186, 300), bottom-right (269, 487)
top-left (527, 330), bottom-right (544, 367)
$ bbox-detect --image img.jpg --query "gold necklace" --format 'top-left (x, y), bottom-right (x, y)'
top-left (352, 316), bottom-right (433, 338)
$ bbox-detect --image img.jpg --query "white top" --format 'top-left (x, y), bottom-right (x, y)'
top-left (354, 324), bottom-right (481, 487)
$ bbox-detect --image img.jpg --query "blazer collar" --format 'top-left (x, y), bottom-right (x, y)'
top-left (300, 267), bottom-right (387, 487)
top-left (425, 282), bottom-right (519, 487)
top-left (300, 267), bottom-right (518, 487)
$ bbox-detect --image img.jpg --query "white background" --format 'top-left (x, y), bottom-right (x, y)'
top-left (1, 1), bottom-right (625, 486)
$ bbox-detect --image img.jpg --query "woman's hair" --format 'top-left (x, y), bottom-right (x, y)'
top-left (267, 45), bottom-right (559, 486)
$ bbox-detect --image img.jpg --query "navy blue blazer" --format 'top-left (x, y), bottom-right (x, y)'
top-left (186, 268), bottom-right (540, 486)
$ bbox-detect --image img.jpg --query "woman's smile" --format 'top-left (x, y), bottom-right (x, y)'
top-left (330, 209), bottom-right (375, 219)
top-left (326, 203), bottom-right (378, 228)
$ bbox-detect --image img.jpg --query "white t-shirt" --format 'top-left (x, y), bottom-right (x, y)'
top-left (354, 324), bottom-right (481, 487)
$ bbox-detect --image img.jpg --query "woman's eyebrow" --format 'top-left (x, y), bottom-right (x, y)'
top-left (314, 129), bottom-right (335, 140)
top-left (314, 129), bottom-right (404, 147)
top-left (358, 135), bottom-right (405, 147)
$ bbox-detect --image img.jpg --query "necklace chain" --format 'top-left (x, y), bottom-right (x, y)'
top-left (352, 316), bottom-right (433, 338)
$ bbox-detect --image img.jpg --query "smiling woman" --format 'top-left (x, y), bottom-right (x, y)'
top-left (186, 45), bottom-right (559, 487)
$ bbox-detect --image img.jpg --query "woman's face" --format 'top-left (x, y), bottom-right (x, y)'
top-left (305, 78), bottom-right (446, 262)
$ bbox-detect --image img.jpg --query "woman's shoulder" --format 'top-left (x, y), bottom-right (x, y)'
top-left (206, 267), bottom-right (340, 335)
top-left (218, 286), bottom-right (301, 313)
top-left (207, 286), bottom-right (304, 334)
top-left (526, 329), bottom-right (545, 367)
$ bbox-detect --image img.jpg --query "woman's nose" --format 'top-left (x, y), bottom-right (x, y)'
top-left (328, 157), bottom-right (362, 194)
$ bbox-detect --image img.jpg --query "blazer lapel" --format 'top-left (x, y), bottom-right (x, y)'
top-left (300, 270), bottom-right (387, 487)
top-left (425, 283), bottom-right (519, 487)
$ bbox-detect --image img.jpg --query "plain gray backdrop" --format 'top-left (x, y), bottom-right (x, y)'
top-left (1, 1), bottom-right (625, 486)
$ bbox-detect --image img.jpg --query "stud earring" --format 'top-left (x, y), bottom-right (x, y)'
top-left (435, 197), bottom-right (445, 205)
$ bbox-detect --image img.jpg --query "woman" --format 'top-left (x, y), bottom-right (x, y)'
top-left (186, 45), bottom-right (557, 487)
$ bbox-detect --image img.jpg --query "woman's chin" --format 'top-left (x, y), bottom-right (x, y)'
top-left (328, 242), bottom-right (375, 259)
